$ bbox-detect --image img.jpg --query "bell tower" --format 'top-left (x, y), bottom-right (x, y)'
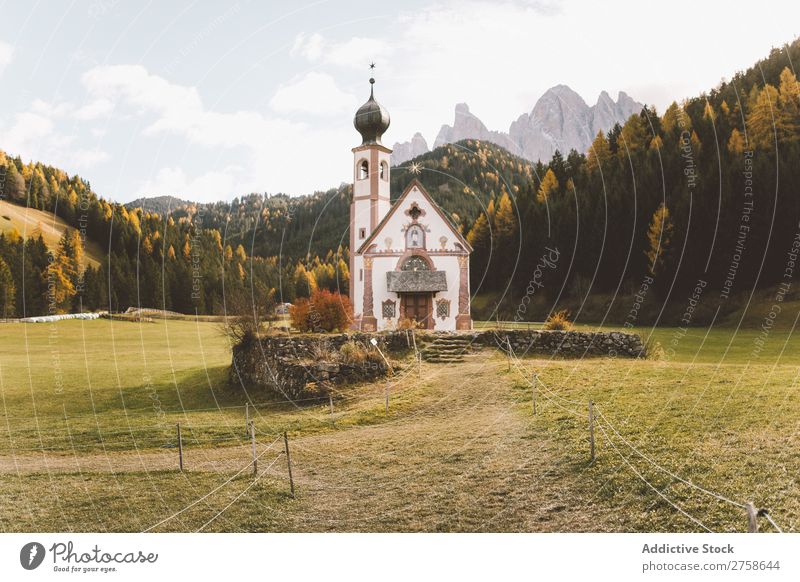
top-left (350, 75), bottom-right (391, 315)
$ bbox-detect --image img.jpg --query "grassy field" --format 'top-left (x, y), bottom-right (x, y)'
top-left (0, 199), bottom-right (104, 267)
top-left (0, 318), bottom-right (797, 532)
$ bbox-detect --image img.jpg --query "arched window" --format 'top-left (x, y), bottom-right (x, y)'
top-left (401, 255), bottom-right (429, 272)
top-left (358, 160), bottom-right (369, 180)
top-left (380, 161), bottom-right (388, 181)
top-left (405, 224), bottom-right (424, 249)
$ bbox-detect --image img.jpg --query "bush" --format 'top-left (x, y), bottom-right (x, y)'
top-left (339, 340), bottom-right (368, 364)
top-left (396, 316), bottom-right (423, 330)
top-left (645, 339), bottom-right (665, 360)
top-left (543, 309), bottom-right (572, 330)
top-left (290, 289), bottom-right (353, 332)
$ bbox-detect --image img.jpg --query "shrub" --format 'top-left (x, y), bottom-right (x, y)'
top-left (396, 316), bottom-right (424, 330)
top-left (339, 340), bottom-right (368, 365)
top-left (543, 309), bottom-right (572, 330)
top-left (290, 289), bottom-right (353, 332)
top-left (645, 339), bottom-right (665, 360)
top-left (309, 339), bottom-right (334, 361)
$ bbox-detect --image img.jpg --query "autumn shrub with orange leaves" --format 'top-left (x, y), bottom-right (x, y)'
top-left (290, 289), bottom-right (353, 333)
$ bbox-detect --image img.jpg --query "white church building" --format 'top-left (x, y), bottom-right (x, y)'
top-left (349, 77), bottom-right (472, 331)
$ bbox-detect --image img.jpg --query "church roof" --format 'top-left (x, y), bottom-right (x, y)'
top-left (354, 78), bottom-right (390, 146)
top-left (356, 179), bottom-right (474, 255)
top-left (387, 270), bottom-right (448, 293)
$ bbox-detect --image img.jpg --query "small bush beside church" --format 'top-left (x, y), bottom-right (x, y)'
top-left (290, 290), bottom-right (353, 332)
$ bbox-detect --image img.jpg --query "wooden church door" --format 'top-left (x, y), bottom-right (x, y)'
top-left (402, 293), bottom-right (432, 329)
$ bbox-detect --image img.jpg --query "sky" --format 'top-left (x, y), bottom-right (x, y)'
top-left (0, 0), bottom-right (798, 203)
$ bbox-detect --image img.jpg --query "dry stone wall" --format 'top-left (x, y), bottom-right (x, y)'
top-left (231, 329), bottom-right (644, 401)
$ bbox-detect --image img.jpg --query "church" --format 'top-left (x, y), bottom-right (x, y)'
top-left (349, 77), bottom-right (472, 331)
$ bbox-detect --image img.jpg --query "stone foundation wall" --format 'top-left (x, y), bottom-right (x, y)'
top-left (231, 329), bottom-right (644, 401)
top-left (230, 333), bottom-right (405, 401)
top-left (466, 329), bottom-right (645, 358)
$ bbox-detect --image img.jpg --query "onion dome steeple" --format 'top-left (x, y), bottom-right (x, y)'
top-left (354, 77), bottom-right (390, 146)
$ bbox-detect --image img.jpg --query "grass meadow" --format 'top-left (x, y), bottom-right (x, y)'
top-left (0, 317), bottom-right (797, 532)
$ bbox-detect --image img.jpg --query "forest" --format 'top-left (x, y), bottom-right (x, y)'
top-left (1, 39), bottom-right (799, 322)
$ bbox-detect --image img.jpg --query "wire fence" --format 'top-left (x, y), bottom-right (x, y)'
top-left (141, 433), bottom-right (287, 533)
top-left (500, 336), bottom-right (784, 533)
top-left (2, 335), bottom-right (788, 533)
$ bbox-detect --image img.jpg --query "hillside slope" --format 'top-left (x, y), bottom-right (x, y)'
top-left (0, 200), bottom-right (103, 267)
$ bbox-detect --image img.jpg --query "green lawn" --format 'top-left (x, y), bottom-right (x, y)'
top-left (0, 319), bottom-right (401, 454)
top-left (0, 319), bottom-right (242, 453)
top-left (0, 318), bottom-right (798, 532)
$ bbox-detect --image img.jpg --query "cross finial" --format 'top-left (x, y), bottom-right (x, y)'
top-left (369, 62), bottom-right (376, 70)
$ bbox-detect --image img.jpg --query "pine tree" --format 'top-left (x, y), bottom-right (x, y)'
top-left (2, 163), bottom-right (26, 202)
top-left (662, 102), bottom-right (689, 134)
top-left (467, 212), bottom-right (491, 253)
top-left (778, 67), bottom-right (800, 142)
top-left (493, 191), bottom-right (517, 247)
top-left (235, 244), bottom-right (247, 262)
top-left (747, 84), bottom-right (780, 149)
top-left (537, 169), bottom-right (559, 202)
top-left (618, 114), bottom-right (648, 154)
top-left (728, 128), bottom-right (747, 154)
top-left (586, 131), bottom-right (611, 172)
top-left (47, 252), bottom-right (76, 313)
top-left (645, 203), bottom-right (673, 276)
top-left (0, 258), bottom-right (15, 319)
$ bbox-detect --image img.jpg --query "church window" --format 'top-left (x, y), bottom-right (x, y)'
top-left (359, 160), bottom-right (369, 180)
top-left (380, 161), bottom-right (388, 180)
top-left (359, 227), bottom-right (366, 239)
top-left (406, 225), bottom-right (424, 249)
top-left (436, 299), bottom-right (450, 319)
top-left (401, 255), bottom-right (429, 272)
top-left (382, 299), bottom-right (396, 319)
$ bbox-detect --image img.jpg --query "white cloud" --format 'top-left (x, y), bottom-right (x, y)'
top-left (270, 72), bottom-right (356, 115)
top-left (0, 41), bottom-right (13, 75)
top-left (71, 148), bottom-right (110, 166)
top-left (291, 33), bottom-right (392, 69)
top-left (133, 167), bottom-right (237, 203)
top-left (291, 33), bottom-right (324, 61)
top-left (76, 63), bottom-right (352, 196)
top-left (30, 99), bottom-right (72, 118)
top-left (82, 65), bottom-right (203, 133)
top-left (0, 106), bottom-right (109, 171)
top-left (75, 98), bottom-right (114, 120)
top-left (1, 112), bottom-right (55, 153)
top-left (291, 0), bottom-right (800, 150)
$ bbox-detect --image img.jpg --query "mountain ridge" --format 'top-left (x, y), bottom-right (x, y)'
top-left (124, 195), bottom-right (193, 214)
top-left (391, 85), bottom-right (643, 165)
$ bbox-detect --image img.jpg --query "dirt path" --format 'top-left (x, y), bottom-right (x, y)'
top-left (0, 357), bottom-right (612, 532)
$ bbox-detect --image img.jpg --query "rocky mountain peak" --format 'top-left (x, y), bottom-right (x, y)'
top-left (390, 86), bottom-right (643, 166)
top-left (391, 132), bottom-right (429, 166)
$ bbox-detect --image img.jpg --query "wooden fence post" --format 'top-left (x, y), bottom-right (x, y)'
top-left (532, 373), bottom-right (537, 415)
top-left (177, 423), bottom-right (183, 471)
top-left (250, 420), bottom-right (257, 478)
top-left (746, 502), bottom-right (759, 532)
top-left (588, 400), bottom-right (595, 464)
top-left (284, 431), bottom-right (295, 498)
top-left (412, 330), bottom-right (421, 378)
top-left (245, 402), bottom-right (250, 435)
